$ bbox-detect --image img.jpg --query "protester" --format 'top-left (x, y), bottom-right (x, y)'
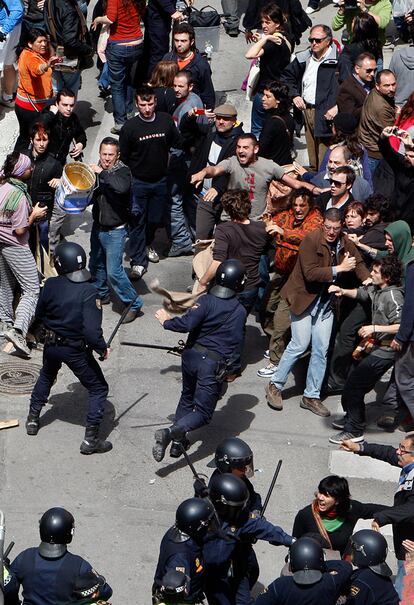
top-left (148, 59), bottom-right (179, 114)
top-left (0, 0), bottom-right (23, 108)
top-left (259, 80), bottom-right (294, 166)
top-left (337, 13), bottom-right (383, 82)
top-left (332, 0), bottom-right (392, 47)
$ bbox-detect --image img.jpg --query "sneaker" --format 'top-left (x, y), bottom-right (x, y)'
top-left (4, 328), bottom-right (31, 358)
top-left (170, 437), bottom-right (190, 458)
top-left (257, 363), bottom-right (278, 378)
top-left (98, 85), bottom-right (111, 98)
top-left (148, 247), bottom-right (160, 263)
top-left (332, 416), bottom-right (346, 430)
top-left (305, 6), bottom-right (317, 14)
top-left (265, 383), bottom-right (283, 410)
top-left (264, 349), bottom-right (270, 359)
top-left (226, 28), bottom-right (239, 37)
top-left (110, 124), bottom-right (123, 135)
top-left (300, 396), bottom-right (330, 417)
top-left (130, 265), bottom-right (147, 280)
top-left (26, 413), bottom-right (40, 436)
top-left (329, 430), bottom-right (364, 445)
top-left (0, 320), bottom-right (12, 336)
top-left (122, 308), bottom-right (143, 324)
top-left (153, 428), bottom-right (171, 462)
top-left (377, 415), bottom-right (398, 431)
top-left (167, 244), bottom-right (193, 258)
top-left (0, 96), bottom-right (15, 108)
top-left (127, 111), bottom-right (135, 120)
top-left (100, 294), bottom-right (111, 305)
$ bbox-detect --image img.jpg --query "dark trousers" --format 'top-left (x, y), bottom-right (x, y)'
top-left (172, 348), bottom-right (221, 436)
top-left (30, 344), bottom-right (109, 426)
top-left (142, 6), bottom-right (171, 79)
top-left (127, 177), bottom-right (168, 268)
top-left (328, 299), bottom-right (369, 389)
top-left (342, 354), bottom-right (394, 435)
top-left (195, 195), bottom-right (223, 240)
top-left (14, 105), bottom-right (38, 152)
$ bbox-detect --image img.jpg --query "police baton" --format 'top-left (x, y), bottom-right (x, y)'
top-left (99, 296), bottom-right (140, 360)
top-left (260, 459), bottom-right (283, 518)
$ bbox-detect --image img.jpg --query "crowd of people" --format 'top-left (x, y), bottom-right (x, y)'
top-left (0, 0), bottom-right (414, 602)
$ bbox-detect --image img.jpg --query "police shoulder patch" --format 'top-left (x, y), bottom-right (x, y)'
top-left (96, 299), bottom-right (102, 309)
top-left (350, 585), bottom-right (360, 596)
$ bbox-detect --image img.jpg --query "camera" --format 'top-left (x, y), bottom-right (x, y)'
top-left (344, 0), bottom-right (358, 10)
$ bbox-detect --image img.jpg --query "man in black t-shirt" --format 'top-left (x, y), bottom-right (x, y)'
top-left (197, 189), bottom-right (270, 312)
top-left (119, 85), bottom-right (182, 279)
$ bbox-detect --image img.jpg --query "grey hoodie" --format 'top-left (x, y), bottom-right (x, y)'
top-left (356, 284), bottom-right (404, 358)
top-left (389, 47), bottom-right (414, 105)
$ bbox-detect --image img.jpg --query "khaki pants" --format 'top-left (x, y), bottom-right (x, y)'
top-left (261, 273), bottom-right (291, 364)
top-left (303, 107), bottom-right (328, 172)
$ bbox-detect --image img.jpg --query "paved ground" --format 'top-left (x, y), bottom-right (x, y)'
top-left (0, 1), bottom-right (405, 602)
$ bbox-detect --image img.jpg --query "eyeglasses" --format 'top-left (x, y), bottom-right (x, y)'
top-left (323, 224), bottom-right (342, 233)
top-left (397, 444), bottom-right (414, 455)
top-left (329, 178), bottom-right (346, 187)
top-left (308, 36), bottom-right (327, 43)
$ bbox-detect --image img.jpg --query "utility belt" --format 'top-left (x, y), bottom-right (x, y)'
top-left (44, 328), bottom-right (87, 350)
top-left (191, 343), bottom-right (233, 383)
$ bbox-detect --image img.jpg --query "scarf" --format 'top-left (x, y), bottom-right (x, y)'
top-left (0, 178), bottom-right (32, 219)
top-left (311, 499), bottom-right (346, 548)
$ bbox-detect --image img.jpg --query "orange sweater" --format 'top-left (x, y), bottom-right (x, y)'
top-left (16, 49), bottom-right (53, 111)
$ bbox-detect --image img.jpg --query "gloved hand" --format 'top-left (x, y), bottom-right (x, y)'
top-left (193, 477), bottom-right (209, 498)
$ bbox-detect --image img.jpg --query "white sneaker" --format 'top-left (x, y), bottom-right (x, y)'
top-left (148, 248), bottom-right (159, 263)
top-left (4, 328), bottom-right (31, 357)
top-left (305, 6), bottom-right (317, 13)
top-left (257, 363), bottom-right (278, 378)
top-left (264, 349), bottom-right (270, 359)
top-left (130, 265), bottom-right (147, 280)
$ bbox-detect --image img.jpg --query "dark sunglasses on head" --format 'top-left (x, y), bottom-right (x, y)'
top-left (308, 36), bottom-right (327, 43)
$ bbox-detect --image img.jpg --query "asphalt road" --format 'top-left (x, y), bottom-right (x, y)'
top-left (0, 1), bottom-right (403, 602)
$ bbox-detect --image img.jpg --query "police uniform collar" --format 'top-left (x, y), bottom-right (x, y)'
top-left (38, 542), bottom-right (67, 559)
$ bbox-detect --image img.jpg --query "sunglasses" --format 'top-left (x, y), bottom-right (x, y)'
top-left (308, 36), bottom-right (327, 43)
top-left (329, 178), bottom-right (346, 187)
top-left (364, 68), bottom-right (377, 73)
top-left (397, 444), bottom-right (414, 455)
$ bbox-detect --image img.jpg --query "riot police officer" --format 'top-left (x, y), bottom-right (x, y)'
top-left (153, 570), bottom-right (189, 605)
top-left (254, 537), bottom-right (352, 605)
top-left (4, 507), bottom-right (112, 605)
top-left (153, 259), bottom-right (247, 461)
top-left (346, 530), bottom-right (399, 605)
top-left (153, 498), bottom-right (217, 604)
top-left (26, 241), bottom-right (112, 455)
top-left (203, 473), bottom-right (293, 605)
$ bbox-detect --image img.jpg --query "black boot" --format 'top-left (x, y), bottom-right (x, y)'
top-left (26, 412), bottom-right (40, 436)
top-left (80, 425), bottom-right (112, 455)
top-left (152, 428), bottom-right (171, 462)
top-left (170, 436), bottom-right (190, 458)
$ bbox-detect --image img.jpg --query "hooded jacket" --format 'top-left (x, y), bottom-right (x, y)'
top-left (162, 49), bottom-right (215, 109)
top-left (384, 220), bottom-right (414, 275)
top-left (389, 47), bottom-right (414, 106)
top-left (378, 138), bottom-right (414, 231)
top-left (281, 45), bottom-right (339, 138)
top-left (356, 284), bottom-right (404, 358)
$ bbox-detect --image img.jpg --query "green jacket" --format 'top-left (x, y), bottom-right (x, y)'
top-left (384, 220), bottom-right (414, 278)
top-left (332, 0), bottom-right (392, 44)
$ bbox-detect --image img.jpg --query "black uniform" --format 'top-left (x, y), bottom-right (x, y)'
top-left (153, 527), bottom-right (205, 604)
top-left (30, 275), bottom-right (108, 426)
top-left (254, 560), bottom-right (352, 605)
top-left (4, 547), bottom-right (112, 605)
top-left (163, 293), bottom-right (246, 436)
top-left (347, 568), bottom-right (399, 605)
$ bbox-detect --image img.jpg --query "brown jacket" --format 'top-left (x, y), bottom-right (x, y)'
top-left (358, 88), bottom-right (395, 159)
top-left (337, 74), bottom-right (369, 121)
top-left (281, 228), bottom-right (370, 315)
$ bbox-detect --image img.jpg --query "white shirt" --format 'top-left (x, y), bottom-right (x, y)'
top-left (302, 45), bottom-right (334, 105)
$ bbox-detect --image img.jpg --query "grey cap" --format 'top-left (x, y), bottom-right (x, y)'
top-left (214, 103), bottom-right (237, 117)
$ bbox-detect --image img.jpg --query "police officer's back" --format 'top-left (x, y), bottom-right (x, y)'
top-left (346, 530), bottom-right (399, 605)
top-left (254, 537), bottom-right (352, 605)
top-left (4, 508), bottom-right (112, 605)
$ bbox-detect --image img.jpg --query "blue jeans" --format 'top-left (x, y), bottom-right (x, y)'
top-left (251, 92), bottom-right (265, 138)
top-left (271, 306), bottom-right (334, 398)
top-left (395, 559), bottom-right (406, 599)
top-left (128, 177), bottom-right (168, 268)
top-left (53, 70), bottom-right (81, 96)
top-left (167, 155), bottom-right (193, 249)
top-left (98, 62), bottom-right (110, 89)
top-left (367, 156), bottom-right (381, 177)
top-left (89, 224), bottom-right (143, 311)
top-left (106, 42), bottom-right (143, 126)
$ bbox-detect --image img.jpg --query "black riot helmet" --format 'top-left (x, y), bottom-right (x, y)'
top-left (211, 438), bottom-right (254, 478)
top-left (290, 537), bottom-right (325, 585)
top-left (347, 529), bottom-right (392, 577)
top-left (54, 241), bottom-right (91, 283)
top-left (159, 570), bottom-right (189, 603)
top-left (39, 507), bottom-right (75, 558)
top-left (210, 259), bottom-right (246, 299)
top-left (208, 473), bottom-right (249, 523)
top-left (175, 498), bottom-right (216, 540)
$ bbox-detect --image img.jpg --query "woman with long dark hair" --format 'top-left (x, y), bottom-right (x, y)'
top-left (0, 152), bottom-right (46, 357)
top-left (338, 13), bottom-right (384, 82)
top-left (14, 28), bottom-right (59, 152)
top-left (245, 3), bottom-right (292, 137)
top-left (92, 0), bottom-right (146, 134)
top-left (259, 80), bottom-right (294, 166)
top-left (292, 475), bottom-right (389, 554)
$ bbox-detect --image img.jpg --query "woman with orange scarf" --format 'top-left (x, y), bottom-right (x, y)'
top-left (292, 475), bottom-right (389, 555)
